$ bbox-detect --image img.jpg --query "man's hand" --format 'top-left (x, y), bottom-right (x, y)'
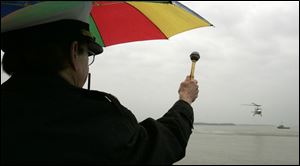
top-left (178, 76), bottom-right (199, 104)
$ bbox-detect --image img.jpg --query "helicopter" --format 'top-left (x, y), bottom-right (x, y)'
top-left (242, 102), bottom-right (263, 117)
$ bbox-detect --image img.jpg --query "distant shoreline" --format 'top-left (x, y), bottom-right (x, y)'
top-left (193, 122), bottom-right (236, 126)
top-left (193, 122), bottom-right (278, 126)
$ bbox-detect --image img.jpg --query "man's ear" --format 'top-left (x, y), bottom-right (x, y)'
top-left (70, 41), bottom-right (79, 71)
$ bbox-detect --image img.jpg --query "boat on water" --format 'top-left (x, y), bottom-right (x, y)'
top-left (277, 125), bottom-right (290, 129)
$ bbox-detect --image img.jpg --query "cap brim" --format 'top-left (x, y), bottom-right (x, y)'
top-left (88, 41), bottom-right (103, 55)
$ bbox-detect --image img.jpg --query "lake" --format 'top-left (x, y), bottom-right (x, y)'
top-left (175, 125), bottom-right (299, 165)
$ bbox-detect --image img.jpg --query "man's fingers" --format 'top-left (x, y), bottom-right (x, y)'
top-left (184, 76), bottom-right (198, 84)
top-left (186, 75), bottom-right (196, 81)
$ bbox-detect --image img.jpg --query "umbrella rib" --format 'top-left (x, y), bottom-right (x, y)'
top-left (93, 1), bottom-right (124, 7)
top-left (172, 1), bottom-right (214, 27)
top-left (125, 2), bottom-right (168, 39)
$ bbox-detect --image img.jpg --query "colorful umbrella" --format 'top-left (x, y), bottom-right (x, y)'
top-left (1, 1), bottom-right (213, 47)
top-left (90, 1), bottom-right (213, 47)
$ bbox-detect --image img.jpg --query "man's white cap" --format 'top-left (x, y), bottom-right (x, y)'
top-left (1, 1), bottom-right (103, 55)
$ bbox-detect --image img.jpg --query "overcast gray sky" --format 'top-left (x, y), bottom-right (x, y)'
top-left (1, 1), bottom-right (299, 127)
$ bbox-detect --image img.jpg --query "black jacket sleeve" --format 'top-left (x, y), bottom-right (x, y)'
top-left (104, 93), bottom-right (194, 164)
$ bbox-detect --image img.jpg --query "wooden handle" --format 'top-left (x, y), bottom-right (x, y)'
top-left (190, 61), bottom-right (196, 80)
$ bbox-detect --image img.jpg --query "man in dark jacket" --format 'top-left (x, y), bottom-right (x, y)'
top-left (1, 2), bottom-right (199, 164)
